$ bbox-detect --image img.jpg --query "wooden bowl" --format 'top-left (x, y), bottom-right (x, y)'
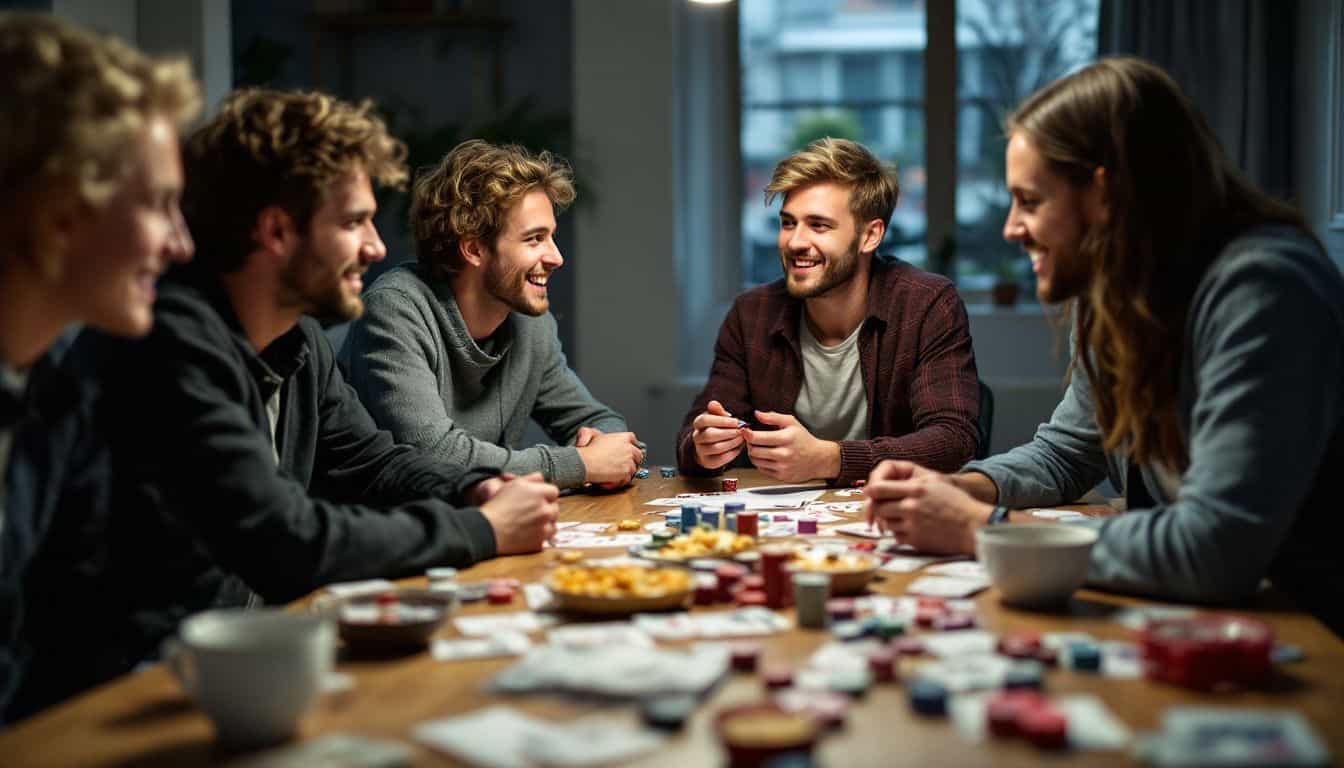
top-left (786, 551), bottom-right (881, 595)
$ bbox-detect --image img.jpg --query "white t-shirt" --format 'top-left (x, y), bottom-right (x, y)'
top-left (793, 318), bottom-right (868, 442)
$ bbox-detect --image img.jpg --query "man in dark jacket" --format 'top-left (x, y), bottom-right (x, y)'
top-left (12, 88), bottom-right (559, 719)
top-left (0, 13), bottom-right (200, 722)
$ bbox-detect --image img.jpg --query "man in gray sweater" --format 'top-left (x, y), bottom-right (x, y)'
top-left (344, 140), bottom-right (642, 490)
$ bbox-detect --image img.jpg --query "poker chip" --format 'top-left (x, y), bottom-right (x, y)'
top-left (702, 510), bottom-right (721, 529)
top-left (660, 467), bottom-right (676, 478)
top-left (486, 585), bottom-right (515, 605)
top-left (829, 668), bottom-right (871, 698)
top-left (641, 694), bottom-right (697, 731)
top-left (986, 691), bottom-right (1045, 739)
top-left (915, 607), bottom-right (943, 628)
top-left (892, 637), bottom-right (926, 656)
top-left (679, 505), bottom-right (700, 532)
top-left (867, 648), bottom-right (897, 683)
top-left (721, 477), bottom-right (739, 492)
top-left (736, 589), bottom-right (767, 607)
top-left (762, 664), bottom-right (795, 690)
top-left (873, 615), bottom-right (906, 640)
top-left (916, 597), bottom-right (946, 611)
top-left (1139, 615), bottom-right (1274, 690)
top-left (425, 567), bottom-right (458, 583)
top-left (1035, 645), bottom-right (1059, 667)
top-left (1067, 640), bottom-right (1102, 672)
top-left (934, 613), bottom-right (976, 632)
top-left (854, 479), bottom-right (866, 488)
top-left (826, 598), bottom-right (857, 622)
top-left (635, 468), bottom-right (650, 479)
top-left (830, 621), bottom-right (865, 642)
top-left (851, 541), bottom-right (876, 552)
top-left (735, 511), bottom-right (759, 537)
top-left (797, 518), bottom-right (819, 535)
top-left (1018, 706), bottom-right (1068, 750)
top-left (908, 679), bottom-right (948, 716)
top-left (1003, 661), bottom-right (1045, 691)
top-left (730, 643), bottom-right (762, 672)
top-left (456, 582), bottom-right (490, 602)
top-left (740, 574), bottom-right (765, 592)
top-left (997, 632), bottom-right (1042, 659)
top-left (694, 581), bottom-right (720, 606)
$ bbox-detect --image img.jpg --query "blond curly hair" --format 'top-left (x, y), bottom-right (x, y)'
top-left (0, 12), bottom-right (200, 265)
top-left (411, 139), bottom-right (576, 278)
top-left (765, 138), bottom-right (900, 229)
top-left (183, 88), bottom-right (408, 273)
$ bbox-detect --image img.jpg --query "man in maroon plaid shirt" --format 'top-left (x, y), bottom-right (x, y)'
top-left (676, 139), bottom-right (980, 486)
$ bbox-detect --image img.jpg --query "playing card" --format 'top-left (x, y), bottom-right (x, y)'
top-left (906, 575), bottom-right (990, 598)
top-left (453, 612), bottom-right (557, 637)
top-left (432, 632), bottom-right (531, 662)
top-left (915, 653), bottom-right (1012, 692)
top-left (547, 623), bottom-right (653, 648)
top-left (1029, 508), bottom-right (1088, 520)
top-left (1146, 708), bottom-right (1330, 767)
top-left (415, 707), bottom-right (663, 768)
top-left (924, 561), bottom-right (989, 580)
top-left (921, 630), bottom-right (997, 659)
top-left (491, 644), bottom-right (728, 698)
top-left (880, 555), bottom-right (943, 572)
top-left (523, 583), bottom-right (557, 612)
top-left (1112, 605), bottom-right (1196, 630)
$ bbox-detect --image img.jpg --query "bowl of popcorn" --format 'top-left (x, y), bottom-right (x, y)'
top-left (786, 548), bottom-right (881, 595)
top-left (545, 563), bottom-right (694, 615)
top-left (641, 527), bottom-right (757, 563)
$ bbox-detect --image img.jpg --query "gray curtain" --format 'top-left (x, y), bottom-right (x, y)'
top-left (1099, 0), bottom-right (1297, 198)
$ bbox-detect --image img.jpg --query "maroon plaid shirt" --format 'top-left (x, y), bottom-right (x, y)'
top-left (676, 257), bottom-right (980, 485)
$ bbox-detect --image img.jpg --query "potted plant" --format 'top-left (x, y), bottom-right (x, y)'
top-left (991, 254), bottom-right (1022, 307)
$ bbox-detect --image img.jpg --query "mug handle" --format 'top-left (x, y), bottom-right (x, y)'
top-left (161, 638), bottom-right (196, 694)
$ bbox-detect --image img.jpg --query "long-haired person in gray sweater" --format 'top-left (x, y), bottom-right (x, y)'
top-left (863, 57), bottom-right (1344, 635)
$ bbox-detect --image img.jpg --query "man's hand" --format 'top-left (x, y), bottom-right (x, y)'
top-left (463, 472), bottom-right (515, 506)
top-left (576, 430), bottom-right (642, 487)
top-left (480, 473), bottom-right (560, 555)
top-left (862, 460), bottom-right (991, 555)
top-left (690, 400), bottom-right (746, 470)
top-left (742, 410), bottom-right (840, 482)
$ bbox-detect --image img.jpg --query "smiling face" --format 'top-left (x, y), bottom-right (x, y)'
top-left (280, 166), bottom-right (385, 321)
top-left (777, 182), bottom-right (869, 299)
top-left (482, 188), bottom-right (563, 317)
top-left (1002, 131), bottom-right (1097, 303)
top-left (63, 115), bottom-right (194, 336)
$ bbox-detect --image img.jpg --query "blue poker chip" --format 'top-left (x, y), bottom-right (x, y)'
top-left (660, 467), bottom-right (677, 478)
top-left (640, 694), bottom-right (697, 730)
top-left (1004, 661), bottom-right (1045, 690)
top-left (635, 468), bottom-right (650, 479)
top-left (908, 679), bottom-right (948, 716)
top-left (1067, 641), bottom-right (1102, 672)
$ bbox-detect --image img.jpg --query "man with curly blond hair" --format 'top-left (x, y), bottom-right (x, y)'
top-left (678, 138), bottom-right (979, 485)
top-left (0, 12), bottom-right (198, 721)
top-left (36, 93), bottom-right (559, 718)
top-left (344, 139), bottom-right (642, 490)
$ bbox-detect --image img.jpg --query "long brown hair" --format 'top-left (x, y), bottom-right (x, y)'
top-left (1007, 57), bottom-right (1308, 470)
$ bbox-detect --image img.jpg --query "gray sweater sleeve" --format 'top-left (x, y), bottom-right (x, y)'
top-left (1079, 248), bottom-right (1343, 603)
top-left (529, 313), bottom-right (629, 447)
top-left (347, 285), bottom-right (599, 489)
top-left (961, 351), bottom-right (1111, 508)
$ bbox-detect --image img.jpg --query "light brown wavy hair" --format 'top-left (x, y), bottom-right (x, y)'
top-left (0, 12), bottom-right (199, 271)
top-left (765, 138), bottom-right (900, 231)
top-left (1007, 57), bottom-right (1309, 470)
top-left (411, 139), bottom-right (576, 279)
top-left (183, 88), bottom-right (408, 273)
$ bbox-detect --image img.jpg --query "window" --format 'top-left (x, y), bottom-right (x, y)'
top-left (737, 0), bottom-right (1098, 292)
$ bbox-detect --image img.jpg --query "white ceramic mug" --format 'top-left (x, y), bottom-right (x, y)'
top-left (163, 608), bottom-right (335, 747)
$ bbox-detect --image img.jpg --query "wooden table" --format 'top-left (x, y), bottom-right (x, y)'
top-left (4, 471), bottom-right (1342, 767)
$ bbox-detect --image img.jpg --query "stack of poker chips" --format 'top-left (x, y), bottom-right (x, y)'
top-left (724, 501), bottom-right (744, 532)
top-left (760, 546), bottom-right (795, 610)
top-left (735, 510), bottom-right (759, 538)
top-left (679, 504), bottom-right (701, 533)
top-left (1138, 615), bottom-right (1273, 690)
top-left (791, 572), bottom-right (830, 629)
top-left (721, 477), bottom-right (738, 492)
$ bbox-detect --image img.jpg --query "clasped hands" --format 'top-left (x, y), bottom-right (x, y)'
top-left (690, 400), bottom-right (840, 483)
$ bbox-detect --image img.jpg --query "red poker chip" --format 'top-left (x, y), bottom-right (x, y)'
top-left (1035, 646), bottom-right (1059, 666)
top-left (867, 649), bottom-right (897, 683)
top-left (934, 613), bottom-right (976, 631)
top-left (1140, 616), bottom-right (1274, 690)
top-left (1018, 707), bottom-right (1068, 750)
top-left (695, 584), bottom-right (719, 606)
top-left (826, 598), bottom-right (857, 621)
top-left (736, 589), bottom-right (767, 607)
top-left (762, 664), bottom-right (794, 689)
top-left (916, 597), bottom-right (947, 611)
top-left (730, 643), bottom-right (761, 672)
top-left (850, 541), bottom-right (877, 552)
top-left (997, 632), bottom-right (1042, 659)
top-left (892, 636), bottom-right (925, 656)
top-left (486, 585), bottom-right (515, 605)
top-left (915, 607), bottom-right (943, 628)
